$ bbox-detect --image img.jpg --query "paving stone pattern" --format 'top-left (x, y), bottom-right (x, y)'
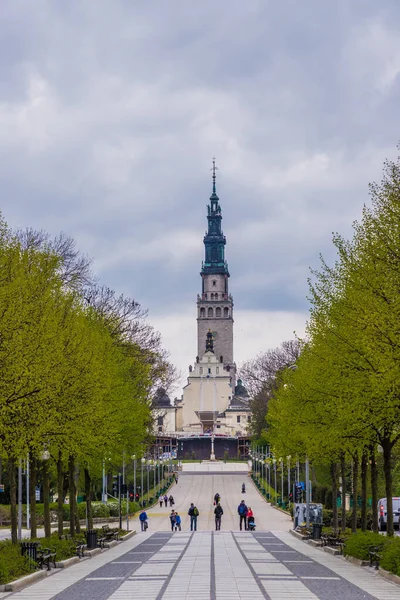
top-left (2, 472), bottom-right (400, 600)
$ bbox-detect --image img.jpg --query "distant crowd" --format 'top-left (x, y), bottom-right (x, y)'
top-left (138, 480), bottom-right (256, 532)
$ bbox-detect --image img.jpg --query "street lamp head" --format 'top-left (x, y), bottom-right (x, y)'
top-left (141, 458), bottom-right (146, 465)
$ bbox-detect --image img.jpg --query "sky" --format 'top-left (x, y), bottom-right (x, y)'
top-left (1, 1), bottom-right (400, 391)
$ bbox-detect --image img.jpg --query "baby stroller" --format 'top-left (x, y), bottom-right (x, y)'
top-left (247, 516), bottom-right (256, 531)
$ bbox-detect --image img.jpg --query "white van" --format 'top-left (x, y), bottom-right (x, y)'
top-left (378, 497), bottom-right (400, 531)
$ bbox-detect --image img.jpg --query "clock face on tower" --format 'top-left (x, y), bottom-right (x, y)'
top-left (212, 331), bottom-right (219, 340)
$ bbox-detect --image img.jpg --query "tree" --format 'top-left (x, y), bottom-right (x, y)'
top-left (239, 340), bottom-right (301, 439)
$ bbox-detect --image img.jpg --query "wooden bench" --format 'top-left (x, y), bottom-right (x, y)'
top-left (37, 546), bottom-right (57, 571)
top-left (368, 545), bottom-right (382, 569)
top-left (102, 525), bottom-right (119, 542)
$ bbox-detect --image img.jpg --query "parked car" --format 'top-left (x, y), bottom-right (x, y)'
top-left (378, 497), bottom-right (400, 531)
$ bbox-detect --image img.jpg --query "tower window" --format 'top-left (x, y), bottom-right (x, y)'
top-left (208, 307), bottom-right (213, 318)
top-left (237, 415), bottom-right (241, 423)
top-left (215, 293), bottom-right (218, 299)
top-left (208, 368), bottom-right (211, 374)
top-left (200, 307), bottom-right (205, 318)
top-left (216, 307), bottom-right (221, 317)
top-left (224, 307), bottom-right (229, 318)
top-left (213, 280), bottom-right (216, 286)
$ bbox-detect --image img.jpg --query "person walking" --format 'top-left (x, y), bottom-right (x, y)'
top-left (214, 503), bottom-right (223, 530)
top-left (175, 512), bottom-right (182, 531)
top-left (169, 510), bottom-right (176, 532)
top-left (164, 494), bottom-right (168, 508)
top-left (214, 492), bottom-right (221, 505)
top-left (188, 503), bottom-right (199, 531)
top-left (139, 510), bottom-right (148, 532)
top-left (238, 499), bottom-right (248, 531)
top-left (159, 494), bottom-right (164, 508)
top-left (169, 494), bottom-right (175, 508)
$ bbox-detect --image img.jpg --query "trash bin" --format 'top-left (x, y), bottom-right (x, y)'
top-left (21, 541), bottom-right (39, 563)
top-left (312, 523), bottom-right (322, 540)
top-left (85, 529), bottom-right (98, 549)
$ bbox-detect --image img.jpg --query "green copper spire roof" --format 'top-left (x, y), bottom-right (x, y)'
top-left (201, 159), bottom-right (229, 276)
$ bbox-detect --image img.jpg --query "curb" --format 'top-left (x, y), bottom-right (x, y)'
top-left (120, 530), bottom-right (136, 542)
top-left (103, 540), bottom-right (118, 549)
top-left (379, 568), bottom-right (400, 586)
top-left (83, 547), bottom-right (102, 558)
top-left (324, 546), bottom-right (340, 556)
top-left (289, 529), bottom-right (307, 541)
top-left (307, 539), bottom-right (323, 548)
top-left (344, 555), bottom-right (369, 567)
top-left (3, 569), bottom-right (48, 592)
top-left (55, 556), bottom-right (80, 569)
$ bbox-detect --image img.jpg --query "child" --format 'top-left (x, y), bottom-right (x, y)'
top-left (174, 512), bottom-right (182, 531)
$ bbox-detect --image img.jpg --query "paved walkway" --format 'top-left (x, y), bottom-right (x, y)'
top-left (0, 473), bottom-right (398, 599)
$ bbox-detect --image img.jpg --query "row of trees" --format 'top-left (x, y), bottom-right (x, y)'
top-left (267, 152), bottom-right (400, 535)
top-left (0, 219), bottom-right (176, 542)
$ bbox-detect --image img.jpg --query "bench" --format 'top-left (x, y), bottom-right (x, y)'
top-left (37, 546), bottom-right (57, 571)
top-left (102, 524), bottom-right (119, 540)
top-left (59, 534), bottom-right (86, 558)
top-left (101, 525), bottom-right (119, 545)
top-left (368, 545), bottom-right (382, 570)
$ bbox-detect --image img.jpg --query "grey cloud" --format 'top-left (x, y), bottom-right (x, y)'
top-left (1, 0), bottom-right (400, 371)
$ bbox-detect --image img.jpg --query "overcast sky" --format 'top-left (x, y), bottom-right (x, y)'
top-left (1, 1), bottom-right (400, 390)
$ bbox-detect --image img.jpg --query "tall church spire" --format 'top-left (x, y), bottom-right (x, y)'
top-left (201, 159), bottom-right (229, 276)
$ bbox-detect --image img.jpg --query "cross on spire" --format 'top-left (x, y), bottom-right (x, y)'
top-left (211, 158), bottom-right (218, 194)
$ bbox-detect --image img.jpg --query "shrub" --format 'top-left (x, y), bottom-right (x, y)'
top-left (344, 531), bottom-right (388, 561)
top-left (380, 537), bottom-right (400, 576)
top-left (0, 505), bottom-right (10, 525)
top-left (92, 503), bottom-right (110, 518)
top-left (0, 540), bottom-right (32, 585)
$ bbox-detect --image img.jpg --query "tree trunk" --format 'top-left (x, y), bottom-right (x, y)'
top-left (382, 436), bottom-right (394, 536)
top-left (8, 458), bottom-right (17, 544)
top-left (85, 468), bottom-right (93, 530)
top-left (75, 501), bottom-right (81, 534)
top-left (341, 454), bottom-right (346, 533)
top-left (361, 450), bottom-right (368, 531)
top-left (68, 455), bottom-right (76, 536)
top-left (370, 445), bottom-right (378, 533)
top-left (351, 454), bottom-right (358, 533)
top-left (29, 456), bottom-right (37, 538)
top-left (43, 459), bottom-right (51, 538)
top-left (57, 451), bottom-right (64, 537)
top-left (331, 462), bottom-right (338, 532)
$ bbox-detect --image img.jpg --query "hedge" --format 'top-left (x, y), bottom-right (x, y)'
top-left (0, 540), bottom-right (32, 585)
top-left (344, 531), bottom-right (387, 561)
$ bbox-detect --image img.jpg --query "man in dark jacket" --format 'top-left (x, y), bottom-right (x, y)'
top-left (188, 503), bottom-right (199, 531)
top-left (214, 503), bottom-right (223, 530)
top-left (237, 500), bottom-right (248, 531)
top-left (214, 492), bottom-right (221, 505)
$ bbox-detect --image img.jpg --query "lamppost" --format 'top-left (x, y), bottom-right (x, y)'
top-left (305, 456), bottom-right (310, 527)
top-left (147, 459), bottom-right (151, 504)
top-left (141, 458), bottom-right (145, 507)
top-left (132, 455), bottom-right (137, 501)
top-left (287, 455), bottom-right (291, 506)
top-left (273, 458), bottom-right (277, 504)
top-left (279, 457), bottom-right (284, 504)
